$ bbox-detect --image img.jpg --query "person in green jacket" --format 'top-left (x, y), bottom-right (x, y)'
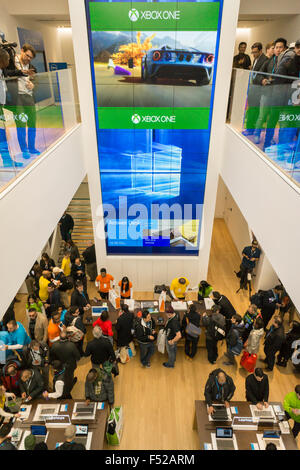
top-left (198, 281), bottom-right (213, 301)
top-left (283, 384), bottom-right (300, 438)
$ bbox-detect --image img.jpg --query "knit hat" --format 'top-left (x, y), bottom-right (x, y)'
top-left (24, 434), bottom-right (36, 450)
top-left (295, 39), bottom-right (300, 47)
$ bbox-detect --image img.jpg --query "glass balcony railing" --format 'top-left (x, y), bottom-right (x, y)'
top-left (0, 68), bottom-right (80, 191)
top-left (227, 67), bottom-right (300, 186)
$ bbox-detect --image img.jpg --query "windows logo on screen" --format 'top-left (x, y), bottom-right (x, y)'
top-left (128, 9), bottom-right (139, 22)
top-left (132, 114), bottom-right (141, 124)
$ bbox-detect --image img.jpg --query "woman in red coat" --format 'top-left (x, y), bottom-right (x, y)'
top-left (93, 311), bottom-right (113, 345)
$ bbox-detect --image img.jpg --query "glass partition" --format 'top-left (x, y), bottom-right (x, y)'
top-left (0, 68), bottom-right (79, 191)
top-left (228, 68), bottom-right (300, 186)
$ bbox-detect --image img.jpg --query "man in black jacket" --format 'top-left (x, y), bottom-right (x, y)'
top-left (202, 305), bottom-right (226, 364)
top-left (56, 425), bottom-right (85, 450)
top-left (264, 316), bottom-right (285, 371)
top-left (19, 368), bottom-right (44, 401)
top-left (71, 258), bottom-right (87, 293)
top-left (84, 326), bottom-right (116, 368)
top-left (59, 211), bottom-right (74, 243)
top-left (82, 241), bottom-right (97, 282)
top-left (71, 281), bottom-right (91, 316)
top-left (212, 291), bottom-right (236, 335)
top-left (115, 305), bottom-right (136, 363)
top-left (135, 310), bottom-right (157, 368)
top-left (261, 285), bottom-right (283, 330)
top-left (245, 368), bottom-right (269, 407)
top-left (204, 369), bottom-right (236, 415)
top-left (246, 42), bottom-right (269, 134)
top-left (22, 340), bottom-right (49, 390)
top-left (50, 331), bottom-right (80, 393)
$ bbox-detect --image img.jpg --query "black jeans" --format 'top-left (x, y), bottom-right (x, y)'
top-left (206, 337), bottom-right (218, 363)
top-left (264, 347), bottom-right (277, 370)
top-left (185, 335), bottom-right (199, 358)
top-left (285, 412), bottom-right (300, 438)
top-left (99, 291), bottom-right (109, 300)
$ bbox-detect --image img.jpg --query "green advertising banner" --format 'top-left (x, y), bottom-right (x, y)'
top-left (245, 106), bottom-right (300, 129)
top-left (98, 107), bottom-right (210, 129)
top-left (89, 2), bottom-right (219, 32)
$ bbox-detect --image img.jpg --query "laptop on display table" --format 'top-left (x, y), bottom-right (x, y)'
top-left (208, 404), bottom-right (231, 422)
top-left (211, 426), bottom-right (238, 451)
top-left (75, 424), bottom-right (93, 450)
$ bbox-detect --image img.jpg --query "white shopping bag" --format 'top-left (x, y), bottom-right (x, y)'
top-left (157, 329), bottom-right (167, 354)
top-left (109, 289), bottom-right (120, 309)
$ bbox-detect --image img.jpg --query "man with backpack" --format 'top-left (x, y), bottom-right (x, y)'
top-left (202, 305), bottom-right (226, 364)
top-left (224, 314), bottom-right (244, 366)
top-left (85, 362), bottom-right (115, 408)
top-left (205, 369), bottom-right (236, 415)
top-left (50, 331), bottom-right (80, 394)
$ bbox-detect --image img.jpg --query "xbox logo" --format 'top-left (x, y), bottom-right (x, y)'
top-left (128, 8), bottom-right (139, 22)
top-left (19, 113), bottom-right (28, 123)
top-left (132, 114), bottom-right (141, 124)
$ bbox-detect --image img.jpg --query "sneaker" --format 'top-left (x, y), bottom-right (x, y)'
top-left (22, 151), bottom-right (31, 160)
top-left (264, 367), bottom-right (273, 372)
top-left (3, 160), bottom-right (23, 168)
top-left (145, 363), bottom-right (151, 368)
top-left (162, 362), bottom-right (174, 368)
top-left (208, 360), bottom-right (216, 365)
top-left (28, 148), bottom-right (40, 155)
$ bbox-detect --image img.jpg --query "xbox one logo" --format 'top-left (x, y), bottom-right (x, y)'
top-left (129, 8), bottom-right (139, 22)
top-left (19, 113), bottom-right (28, 123)
top-left (132, 114), bottom-right (141, 124)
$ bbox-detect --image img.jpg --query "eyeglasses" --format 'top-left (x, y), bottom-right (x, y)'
top-left (24, 52), bottom-right (33, 60)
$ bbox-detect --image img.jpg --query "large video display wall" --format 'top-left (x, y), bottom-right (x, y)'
top-left (85, 0), bottom-right (223, 255)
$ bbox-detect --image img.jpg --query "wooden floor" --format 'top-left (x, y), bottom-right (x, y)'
top-left (14, 218), bottom-right (300, 450)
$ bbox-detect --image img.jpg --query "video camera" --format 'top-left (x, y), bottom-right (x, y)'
top-left (0, 32), bottom-right (17, 67)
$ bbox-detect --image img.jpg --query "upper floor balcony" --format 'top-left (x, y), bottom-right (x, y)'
top-left (227, 67), bottom-right (300, 188)
top-left (0, 67), bottom-right (80, 191)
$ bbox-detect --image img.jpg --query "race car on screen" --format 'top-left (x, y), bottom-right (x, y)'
top-left (141, 46), bottom-right (214, 85)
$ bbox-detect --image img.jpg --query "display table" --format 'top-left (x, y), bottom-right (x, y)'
top-left (193, 400), bottom-right (298, 450)
top-left (12, 399), bottom-right (109, 450)
top-left (84, 299), bottom-right (207, 347)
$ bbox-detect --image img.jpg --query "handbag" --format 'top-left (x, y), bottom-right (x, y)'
top-left (240, 350), bottom-right (257, 373)
top-left (157, 329), bottom-right (167, 354)
top-left (185, 317), bottom-right (201, 338)
top-left (106, 406), bottom-right (123, 446)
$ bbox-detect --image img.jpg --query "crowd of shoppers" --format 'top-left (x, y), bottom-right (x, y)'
top-left (0, 222), bottom-right (299, 449)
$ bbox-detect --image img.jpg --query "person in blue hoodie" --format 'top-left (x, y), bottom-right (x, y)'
top-left (3, 320), bottom-right (31, 355)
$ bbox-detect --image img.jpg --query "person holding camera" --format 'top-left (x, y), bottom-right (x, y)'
top-left (0, 48), bottom-right (23, 168)
top-left (236, 240), bottom-right (261, 290)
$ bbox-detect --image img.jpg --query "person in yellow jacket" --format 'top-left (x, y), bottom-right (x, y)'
top-left (283, 384), bottom-right (300, 438)
top-left (39, 271), bottom-right (51, 302)
top-left (61, 251), bottom-right (71, 277)
top-left (170, 277), bottom-right (190, 300)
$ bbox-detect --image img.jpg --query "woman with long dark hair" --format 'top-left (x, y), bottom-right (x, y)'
top-left (118, 276), bottom-right (133, 299)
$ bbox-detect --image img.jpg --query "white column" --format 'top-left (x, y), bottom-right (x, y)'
top-left (68, 0), bottom-right (241, 290)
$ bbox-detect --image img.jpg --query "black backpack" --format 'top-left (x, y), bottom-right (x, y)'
top-left (250, 290), bottom-right (265, 309)
top-left (211, 314), bottom-right (226, 341)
